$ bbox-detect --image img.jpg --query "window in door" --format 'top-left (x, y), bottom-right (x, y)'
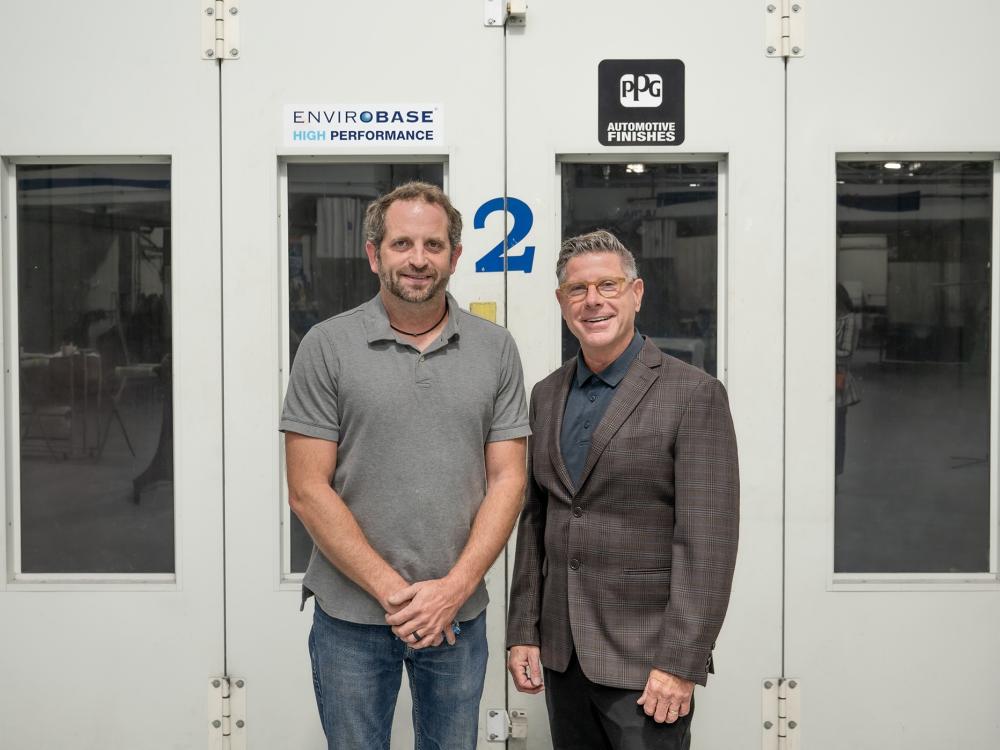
top-left (834, 158), bottom-right (992, 574)
top-left (282, 161), bottom-right (444, 575)
top-left (560, 161), bottom-right (721, 376)
top-left (13, 162), bottom-right (174, 576)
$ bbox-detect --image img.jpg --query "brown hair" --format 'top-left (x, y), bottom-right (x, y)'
top-left (364, 181), bottom-right (462, 253)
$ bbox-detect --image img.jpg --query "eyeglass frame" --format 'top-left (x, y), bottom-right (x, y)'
top-left (556, 276), bottom-right (635, 301)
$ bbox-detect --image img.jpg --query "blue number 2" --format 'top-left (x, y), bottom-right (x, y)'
top-left (473, 197), bottom-right (535, 273)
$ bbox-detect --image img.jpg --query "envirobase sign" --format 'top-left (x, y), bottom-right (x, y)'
top-left (598, 60), bottom-right (684, 146)
top-left (283, 104), bottom-right (444, 147)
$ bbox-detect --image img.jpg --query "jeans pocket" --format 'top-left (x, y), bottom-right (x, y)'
top-left (307, 628), bottom-right (326, 733)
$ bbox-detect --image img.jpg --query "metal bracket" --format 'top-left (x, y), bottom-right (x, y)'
top-left (486, 708), bottom-right (528, 742)
top-left (510, 709), bottom-right (528, 739)
top-left (764, 0), bottom-right (804, 58)
top-left (507, 0), bottom-right (528, 26)
top-left (762, 678), bottom-right (800, 750)
top-left (201, 0), bottom-right (241, 60)
top-left (208, 677), bottom-right (247, 750)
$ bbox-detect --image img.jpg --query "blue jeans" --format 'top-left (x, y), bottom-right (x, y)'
top-left (308, 604), bottom-right (488, 750)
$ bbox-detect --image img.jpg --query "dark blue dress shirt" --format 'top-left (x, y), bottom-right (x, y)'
top-left (560, 331), bottom-right (644, 489)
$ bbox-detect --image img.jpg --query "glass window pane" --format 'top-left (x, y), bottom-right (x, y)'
top-left (561, 163), bottom-right (719, 375)
top-left (835, 160), bottom-right (991, 573)
top-left (286, 162), bottom-right (444, 573)
top-left (17, 164), bottom-right (173, 574)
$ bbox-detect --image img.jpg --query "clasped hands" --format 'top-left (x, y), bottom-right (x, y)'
top-left (383, 577), bottom-right (464, 650)
top-left (508, 646), bottom-right (694, 724)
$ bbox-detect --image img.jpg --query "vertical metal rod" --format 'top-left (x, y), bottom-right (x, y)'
top-left (501, 18), bottom-right (512, 727)
top-left (780, 54), bottom-right (789, 679)
top-left (217, 56), bottom-right (229, 676)
top-left (990, 159), bottom-right (999, 575)
top-left (502, 24), bottom-right (510, 328)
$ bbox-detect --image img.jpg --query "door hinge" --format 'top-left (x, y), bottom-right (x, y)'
top-left (764, 0), bottom-right (804, 58)
top-left (208, 677), bottom-right (247, 750)
top-left (486, 708), bottom-right (528, 742)
top-left (201, 0), bottom-right (241, 60)
top-left (762, 678), bottom-right (800, 750)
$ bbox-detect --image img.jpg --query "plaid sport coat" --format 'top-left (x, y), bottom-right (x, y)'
top-left (506, 338), bottom-right (739, 689)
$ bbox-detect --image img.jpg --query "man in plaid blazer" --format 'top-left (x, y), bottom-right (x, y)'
top-left (506, 230), bottom-right (739, 749)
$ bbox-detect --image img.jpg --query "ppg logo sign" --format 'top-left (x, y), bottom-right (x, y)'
top-left (599, 59), bottom-right (684, 146)
top-left (619, 73), bottom-right (662, 107)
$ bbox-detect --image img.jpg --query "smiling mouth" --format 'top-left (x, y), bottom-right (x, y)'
top-left (583, 315), bottom-right (613, 323)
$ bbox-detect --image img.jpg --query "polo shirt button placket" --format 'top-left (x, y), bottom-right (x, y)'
top-left (415, 353), bottom-right (430, 387)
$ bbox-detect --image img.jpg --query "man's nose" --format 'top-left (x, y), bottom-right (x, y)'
top-left (583, 283), bottom-right (603, 306)
top-left (409, 244), bottom-right (428, 267)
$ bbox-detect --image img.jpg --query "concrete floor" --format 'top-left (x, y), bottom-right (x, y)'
top-left (19, 386), bottom-right (174, 574)
top-left (835, 351), bottom-right (990, 572)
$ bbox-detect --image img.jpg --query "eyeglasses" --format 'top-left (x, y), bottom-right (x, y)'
top-left (557, 276), bottom-right (631, 301)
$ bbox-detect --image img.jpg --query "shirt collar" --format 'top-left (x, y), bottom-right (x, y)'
top-left (363, 291), bottom-right (461, 346)
top-left (574, 331), bottom-right (644, 387)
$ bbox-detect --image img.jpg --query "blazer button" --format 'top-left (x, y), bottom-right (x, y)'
top-left (569, 559), bottom-right (581, 570)
top-left (572, 506), bottom-right (583, 518)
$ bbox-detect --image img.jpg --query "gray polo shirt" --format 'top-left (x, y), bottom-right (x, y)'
top-left (280, 292), bottom-right (530, 624)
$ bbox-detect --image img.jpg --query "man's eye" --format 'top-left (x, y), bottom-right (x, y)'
top-left (567, 284), bottom-right (588, 296)
top-left (597, 279), bottom-right (619, 293)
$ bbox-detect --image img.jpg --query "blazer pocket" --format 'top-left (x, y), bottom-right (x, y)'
top-left (618, 567), bottom-right (671, 606)
top-left (622, 567), bottom-right (671, 577)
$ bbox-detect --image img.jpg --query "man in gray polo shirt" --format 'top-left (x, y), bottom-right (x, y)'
top-left (281, 181), bottom-right (529, 750)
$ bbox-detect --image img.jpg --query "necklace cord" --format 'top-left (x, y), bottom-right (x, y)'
top-left (388, 305), bottom-right (448, 337)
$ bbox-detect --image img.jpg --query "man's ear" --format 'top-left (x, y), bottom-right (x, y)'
top-left (632, 277), bottom-right (645, 311)
top-left (365, 241), bottom-right (380, 274)
top-left (449, 242), bottom-right (463, 273)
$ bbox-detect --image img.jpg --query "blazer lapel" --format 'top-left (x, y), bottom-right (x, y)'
top-left (575, 340), bottom-right (662, 492)
top-left (548, 362), bottom-right (576, 496)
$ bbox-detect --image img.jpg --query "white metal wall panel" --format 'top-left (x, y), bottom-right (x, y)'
top-left (0, 3), bottom-right (224, 748)
top-left (786, 2), bottom-right (1000, 747)
top-left (220, 3), bottom-right (506, 747)
top-left (504, 3), bottom-right (786, 747)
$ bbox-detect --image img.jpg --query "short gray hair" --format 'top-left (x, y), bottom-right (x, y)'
top-left (556, 229), bottom-right (638, 283)
top-left (364, 181), bottom-right (462, 253)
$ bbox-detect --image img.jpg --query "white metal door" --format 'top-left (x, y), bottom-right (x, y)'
top-left (786, 1), bottom-right (1000, 747)
top-left (0, 3), bottom-right (224, 749)
top-left (504, 3), bottom-right (786, 748)
top-left (220, 3), bottom-right (507, 747)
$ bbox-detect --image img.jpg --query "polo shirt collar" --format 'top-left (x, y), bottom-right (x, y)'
top-left (574, 330), bottom-right (643, 387)
top-left (363, 291), bottom-right (461, 345)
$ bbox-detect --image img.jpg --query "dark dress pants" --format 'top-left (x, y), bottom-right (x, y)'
top-left (544, 651), bottom-right (693, 750)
